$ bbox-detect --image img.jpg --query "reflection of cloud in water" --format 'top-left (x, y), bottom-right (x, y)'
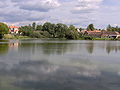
top-left (10, 60), bottom-right (101, 81)
top-left (0, 60), bottom-right (120, 90)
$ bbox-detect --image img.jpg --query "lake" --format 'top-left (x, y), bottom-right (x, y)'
top-left (0, 39), bottom-right (120, 90)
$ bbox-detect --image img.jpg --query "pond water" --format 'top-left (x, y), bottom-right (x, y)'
top-left (0, 39), bottom-right (120, 90)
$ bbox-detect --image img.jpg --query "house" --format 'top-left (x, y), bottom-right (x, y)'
top-left (84, 30), bottom-right (120, 39)
top-left (101, 31), bottom-right (120, 39)
top-left (84, 30), bottom-right (102, 38)
top-left (9, 25), bottom-right (19, 34)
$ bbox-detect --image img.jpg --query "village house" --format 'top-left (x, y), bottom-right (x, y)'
top-left (101, 31), bottom-right (120, 39)
top-left (9, 25), bottom-right (19, 34)
top-left (84, 30), bottom-right (102, 38)
top-left (82, 30), bottom-right (120, 39)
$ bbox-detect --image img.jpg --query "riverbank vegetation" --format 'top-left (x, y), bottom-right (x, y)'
top-left (0, 22), bottom-right (120, 40)
top-left (0, 22), bottom-right (9, 39)
top-left (19, 22), bottom-right (80, 40)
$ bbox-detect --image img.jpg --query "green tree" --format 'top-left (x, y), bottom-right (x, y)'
top-left (87, 24), bottom-right (95, 31)
top-left (65, 25), bottom-right (79, 39)
top-left (19, 26), bottom-right (33, 36)
top-left (107, 24), bottom-right (112, 31)
top-left (0, 22), bottom-right (9, 38)
top-left (36, 25), bottom-right (43, 31)
top-left (55, 23), bottom-right (68, 38)
top-left (68, 25), bottom-right (76, 31)
top-left (32, 22), bottom-right (36, 30)
top-left (42, 22), bottom-right (56, 37)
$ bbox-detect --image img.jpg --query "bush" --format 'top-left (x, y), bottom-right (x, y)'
top-left (30, 32), bottom-right (43, 38)
top-left (83, 36), bottom-right (93, 40)
top-left (39, 31), bottom-right (51, 38)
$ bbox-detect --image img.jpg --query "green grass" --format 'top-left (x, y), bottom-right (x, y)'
top-left (93, 38), bottom-right (112, 40)
top-left (15, 36), bottom-right (31, 39)
top-left (3, 34), bottom-right (31, 39)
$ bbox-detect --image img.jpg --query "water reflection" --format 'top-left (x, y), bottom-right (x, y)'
top-left (0, 43), bottom-right (8, 55)
top-left (0, 40), bottom-right (120, 90)
top-left (106, 41), bottom-right (120, 54)
top-left (0, 40), bottom-right (120, 55)
top-left (0, 60), bottom-right (120, 90)
top-left (86, 41), bottom-right (94, 54)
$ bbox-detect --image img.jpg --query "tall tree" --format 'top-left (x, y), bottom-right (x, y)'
top-left (65, 25), bottom-right (79, 39)
top-left (107, 24), bottom-right (112, 31)
top-left (32, 22), bottom-right (36, 30)
top-left (87, 24), bottom-right (95, 31)
top-left (55, 23), bottom-right (68, 38)
top-left (42, 22), bottom-right (56, 37)
top-left (69, 25), bottom-right (76, 31)
top-left (0, 22), bottom-right (9, 38)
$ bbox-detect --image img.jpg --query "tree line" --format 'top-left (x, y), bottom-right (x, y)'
top-left (19, 22), bottom-right (80, 39)
top-left (0, 22), bottom-right (120, 39)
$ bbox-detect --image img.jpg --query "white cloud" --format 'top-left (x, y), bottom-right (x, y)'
top-left (12, 0), bottom-right (60, 12)
top-left (0, 0), bottom-right (119, 28)
top-left (72, 0), bottom-right (103, 13)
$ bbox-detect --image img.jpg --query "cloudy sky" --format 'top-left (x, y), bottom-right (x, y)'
top-left (0, 0), bottom-right (120, 28)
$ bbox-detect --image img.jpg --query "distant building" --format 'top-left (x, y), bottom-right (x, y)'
top-left (83, 30), bottom-right (120, 39)
top-left (9, 25), bottom-right (19, 34)
top-left (84, 30), bottom-right (102, 38)
top-left (101, 31), bottom-right (120, 39)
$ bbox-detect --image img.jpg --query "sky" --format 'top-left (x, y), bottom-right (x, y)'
top-left (0, 0), bottom-right (120, 29)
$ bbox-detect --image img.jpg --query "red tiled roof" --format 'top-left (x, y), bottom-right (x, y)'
top-left (102, 31), bottom-right (120, 35)
top-left (86, 30), bottom-right (101, 33)
top-left (9, 26), bottom-right (19, 28)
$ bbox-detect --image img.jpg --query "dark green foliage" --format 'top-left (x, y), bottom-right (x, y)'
top-left (87, 24), bottom-right (95, 31)
top-left (42, 22), bottom-right (56, 37)
top-left (0, 22), bottom-right (9, 38)
top-left (36, 25), bottom-right (43, 31)
top-left (30, 31), bottom-right (43, 38)
top-left (19, 26), bottom-right (33, 36)
top-left (65, 25), bottom-right (79, 39)
top-left (39, 31), bottom-right (51, 38)
top-left (19, 22), bottom-right (80, 39)
top-left (83, 36), bottom-right (93, 40)
top-left (32, 22), bottom-right (36, 30)
top-left (55, 23), bottom-right (68, 38)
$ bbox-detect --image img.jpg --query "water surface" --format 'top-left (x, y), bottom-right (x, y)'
top-left (0, 39), bottom-right (120, 90)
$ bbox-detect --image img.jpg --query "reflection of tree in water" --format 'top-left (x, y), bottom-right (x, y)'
top-left (0, 43), bottom-right (9, 55)
top-left (40, 43), bottom-right (73, 55)
top-left (86, 42), bottom-right (94, 54)
top-left (106, 42), bottom-right (120, 54)
top-left (19, 42), bottom-right (75, 55)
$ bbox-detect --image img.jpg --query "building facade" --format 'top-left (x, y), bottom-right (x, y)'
top-left (9, 25), bottom-right (19, 34)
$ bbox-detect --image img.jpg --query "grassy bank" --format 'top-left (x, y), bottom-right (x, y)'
top-left (3, 34), bottom-right (31, 39)
top-left (3, 34), bottom-right (120, 41)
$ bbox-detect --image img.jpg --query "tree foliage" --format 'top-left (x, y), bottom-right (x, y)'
top-left (0, 22), bottom-right (9, 34)
top-left (0, 22), bottom-right (9, 38)
top-left (106, 24), bottom-right (120, 32)
top-left (32, 22), bottom-right (36, 30)
top-left (36, 25), bottom-right (43, 31)
top-left (19, 22), bottom-right (81, 39)
top-left (87, 24), bottom-right (95, 31)
top-left (19, 26), bottom-right (33, 36)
